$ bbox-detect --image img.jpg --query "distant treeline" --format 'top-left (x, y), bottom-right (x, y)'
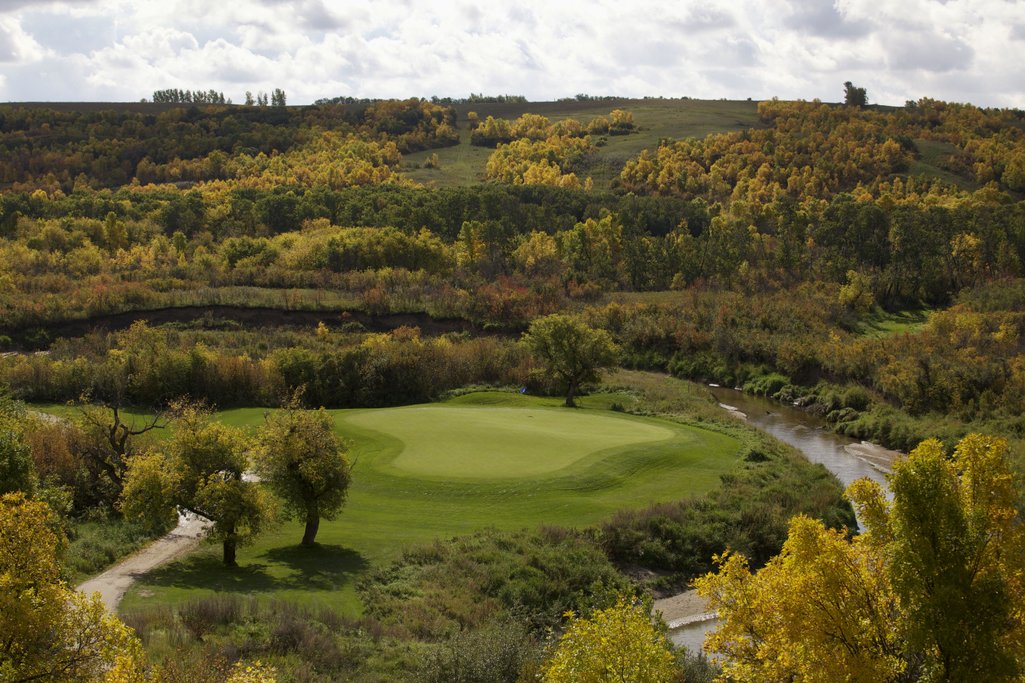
top-left (150, 89), bottom-right (229, 105)
top-left (315, 93), bottom-right (528, 106)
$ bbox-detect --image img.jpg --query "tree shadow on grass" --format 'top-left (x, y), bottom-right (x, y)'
top-left (262, 544), bottom-right (369, 591)
top-left (140, 544), bottom-right (368, 595)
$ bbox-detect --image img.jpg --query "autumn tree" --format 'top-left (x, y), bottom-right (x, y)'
top-left (76, 401), bottom-right (164, 507)
top-left (540, 596), bottom-right (677, 683)
top-left (121, 401), bottom-right (276, 566)
top-left (254, 396), bottom-right (351, 546)
top-left (696, 433), bottom-right (1025, 682)
top-left (0, 492), bottom-right (148, 681)
top-left (522, 314), bottom-right (619, 407)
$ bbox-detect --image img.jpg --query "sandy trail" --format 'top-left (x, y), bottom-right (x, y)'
top-left (76, 512), bottom-right (211, 612)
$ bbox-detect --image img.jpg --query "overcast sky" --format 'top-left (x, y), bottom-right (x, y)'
top-left (0, 0), bottom-right (1021, 107)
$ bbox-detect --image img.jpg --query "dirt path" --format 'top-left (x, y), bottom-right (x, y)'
top-left (654, 589), bottom-right (715, 629)
top-left (76, 512), bottom-right (210, 612)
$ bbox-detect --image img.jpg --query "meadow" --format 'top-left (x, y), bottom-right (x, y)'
top-left (401, 98), bottom-right (765, 188)
top-left (117, 389), bottom-right (742, 615)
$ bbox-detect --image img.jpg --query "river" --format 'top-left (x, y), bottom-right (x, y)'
top-left (667, 385), bottom-right (900, 654)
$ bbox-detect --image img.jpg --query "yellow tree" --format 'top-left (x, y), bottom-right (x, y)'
top-left (0, 493), bottom-right (148, 682)
top-left (540, 596), bottom-right (677, 683)
top-left (254, 397), bottom-right (350, 546)
top-left (121, 401), bottom-right (276, 566)
top-left (696, 434), bottom-right (1025, 682)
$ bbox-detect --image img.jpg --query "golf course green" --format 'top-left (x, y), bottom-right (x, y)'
top-left (352, 404), bottom-right (676, 479)
top-left (120, 391), bottom-right (743, 614)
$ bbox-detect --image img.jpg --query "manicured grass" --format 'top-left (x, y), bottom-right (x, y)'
top-left (350, 404), bottom-right (675, 479)
top-left (119, 390), bottom-right (742, 615)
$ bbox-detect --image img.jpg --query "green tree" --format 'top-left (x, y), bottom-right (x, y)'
top-left (540, 596), bottom-right (677, 683)
top-left (121, 401), bottom-right (275, 566)
top-left (844, 81), bottom-right (868, 107)
top-left (0, 493), bottom-right (148, 682)
top-left (522, 314), bottom-right (619, 407)
top-left (254, 396), bottom-right (351, 546)
top-left (76, 402), bottom-right (164, 507)
top-left (0, 398), bottom-right (35, 496)
top-left (697, 433), bottom-right (1025, 682)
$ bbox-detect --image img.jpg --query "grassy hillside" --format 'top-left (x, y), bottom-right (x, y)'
top-left (401, 98), bottom-right (764, 188)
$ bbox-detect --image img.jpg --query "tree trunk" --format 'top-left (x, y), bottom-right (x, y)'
top-left (302, 511), bottom-right (320, 546)
top-left (223, 537), bottom-right (237, 566)
top-left (565, 379), bottom-right (578, 408)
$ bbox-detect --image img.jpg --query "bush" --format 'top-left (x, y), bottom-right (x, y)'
top-left (418, 621), bottom-right (540, 683)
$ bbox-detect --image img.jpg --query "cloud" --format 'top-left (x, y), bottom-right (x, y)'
top-left (884, 31), bottom-right (974, 72)
top-left (0, 0), bottom-right (1020, 107)
top-left (783, 0), bottom-right (872, 38)
top-left (0, 15), bottom-right (45, 62)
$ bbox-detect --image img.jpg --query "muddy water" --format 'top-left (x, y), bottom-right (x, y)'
top-left (708, 386), bottom-right (894, 494)
top-left (668, 386), bottom-right (899, 653)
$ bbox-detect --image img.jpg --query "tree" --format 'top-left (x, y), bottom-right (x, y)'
top-left (696, 433), bottom-right (1025, 682)
top-left (0, 399), bottom-right (35, 496)
top-left (540, 596), bottom-right (677, 683)
top-left (522, 314), bottom-right (619, 407)
top-left (0, 493), bottom-right (148, 682)
top-left (76, 401), bottom-right (164, 507)
top-left (121, 401), bottom-right (275, 566)
top-left (254, 395), bottom-right (351, 546)
top-left (844, 81), bottom-right (868, 107)
top-left (271, 88), bottom-right (287, 107)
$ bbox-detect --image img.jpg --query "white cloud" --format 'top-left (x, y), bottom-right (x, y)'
top-left (0, 0), bottom-right (1020, 107)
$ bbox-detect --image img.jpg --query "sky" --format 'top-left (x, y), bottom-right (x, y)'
top-left (0, 0), bottom-right (1022, 107)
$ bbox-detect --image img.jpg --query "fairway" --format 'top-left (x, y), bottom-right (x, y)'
top-left (120, 391), bottom-right (742, 615)
top-left (349, 405), bottom-right (675, 479)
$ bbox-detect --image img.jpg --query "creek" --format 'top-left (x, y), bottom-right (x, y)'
top-left (667, 385), bottom-right (899, 654)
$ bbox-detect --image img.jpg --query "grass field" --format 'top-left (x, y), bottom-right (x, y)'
top-left (118, 390), bottom-right (741, 615)
top-left (856, 306), bottom-right (933, 337)
top-left (401, 98), bottom-right (764, 189)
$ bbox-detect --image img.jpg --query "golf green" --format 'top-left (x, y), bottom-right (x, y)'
top-left (120, 391), bottom-right (743, 614)
top-left (347, 405), bottom-right (676, 479)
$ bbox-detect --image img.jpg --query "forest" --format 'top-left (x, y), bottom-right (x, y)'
top-left (2, 93), bottom-right (1025, 681)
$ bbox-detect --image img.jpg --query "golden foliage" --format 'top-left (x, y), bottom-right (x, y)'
top-left (540, 597), bottom-right (676, 683)
top-left (0, 493), bottom-right (149, 682)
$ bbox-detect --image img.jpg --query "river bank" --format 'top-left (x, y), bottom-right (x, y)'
top-left (664, 384), bottom-right (902, 652)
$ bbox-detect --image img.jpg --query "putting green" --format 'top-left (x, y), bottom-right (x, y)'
top-left (345, 405), bottom-right (675, 479)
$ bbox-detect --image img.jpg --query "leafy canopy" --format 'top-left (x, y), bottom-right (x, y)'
top-left (522, 314), bottom-right (619, 407)
top-left (696, 433), bottom-right (1025, 682)
top-left (121, 401), bottom-right (276, 565)
top-left (0, 492), bottom-right (147, 682)
top-left (540, 596), bottom-right (677, 683)
top-left (254, 397), bottom-right (350, 545)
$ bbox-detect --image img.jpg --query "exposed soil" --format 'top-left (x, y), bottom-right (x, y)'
top-left (4, 306), bottom-right (513, 350)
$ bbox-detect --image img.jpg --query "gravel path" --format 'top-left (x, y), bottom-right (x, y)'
top-left (76, 512), bottom-right (211, 612)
